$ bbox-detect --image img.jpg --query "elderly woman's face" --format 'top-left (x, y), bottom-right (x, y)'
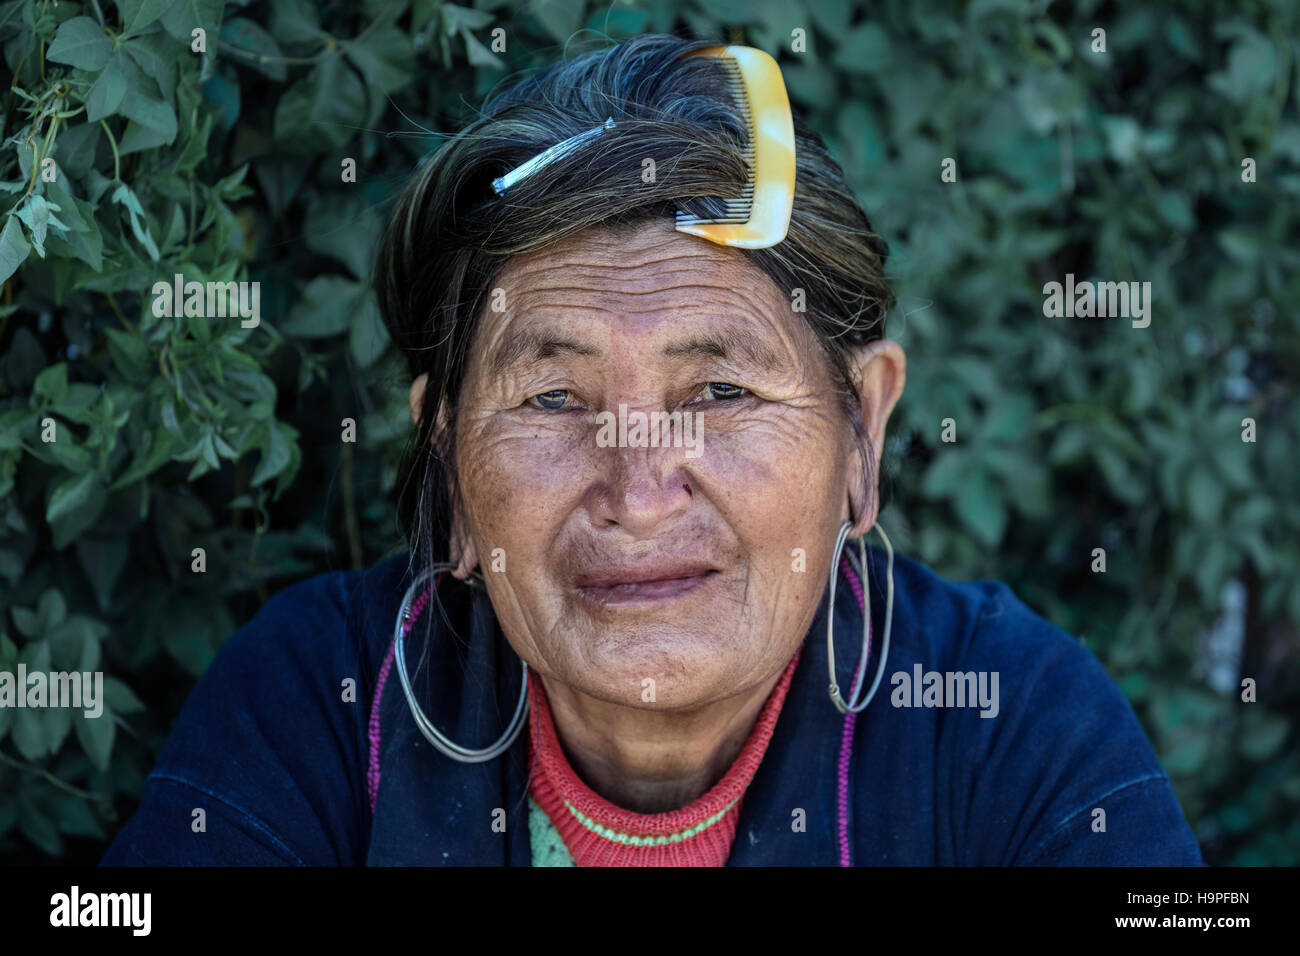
top-left (437, 222), bottom-right (900, 710)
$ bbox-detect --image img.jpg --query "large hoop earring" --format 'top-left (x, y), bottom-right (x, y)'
top-left (826, 520), bottom-right (895, 714)
top-left (393, 563), bottom-right (529, 763)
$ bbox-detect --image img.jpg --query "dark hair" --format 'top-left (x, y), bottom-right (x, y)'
top-left (374, 33), bottom-right (893, 574)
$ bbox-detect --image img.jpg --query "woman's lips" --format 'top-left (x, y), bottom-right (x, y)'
top-left (574, 564), bottom-right (720, 606)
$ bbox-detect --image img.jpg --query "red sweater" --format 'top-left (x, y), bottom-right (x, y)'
top-left (526, 647), bottom-right (802, 866)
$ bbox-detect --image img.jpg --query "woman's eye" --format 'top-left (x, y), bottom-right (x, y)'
top-left (529, 389), bottom-right (571, 410)
top-left (702, 382), bottom-right (747, 401)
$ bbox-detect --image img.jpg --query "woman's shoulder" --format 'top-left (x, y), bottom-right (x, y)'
top-left (182, 552), bottom-right (413, 736)
top-left (883, 547), bottom-right (1111, 684)
top-left (101, 554), bottom-right (415, 865)
top-left (875, 549), bottom-right (1201, 864)
top-left (882, 547), bottom-right (1163, 772)
top-left (232, 552), bottom-right (412, 673)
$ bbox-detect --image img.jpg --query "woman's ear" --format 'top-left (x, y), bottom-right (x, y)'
top-left (846, 339), bottom-right (907, 537)
top-left (448, 499), bottom-right (480, 580)
top-left (408, 372), bottom-right (428, 424)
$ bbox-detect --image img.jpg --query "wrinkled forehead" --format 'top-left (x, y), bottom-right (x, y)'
top-left (465, 222), bottom-right (821, 380)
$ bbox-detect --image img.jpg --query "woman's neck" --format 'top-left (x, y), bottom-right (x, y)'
top-left (536, 670), bottom-right (785, 813)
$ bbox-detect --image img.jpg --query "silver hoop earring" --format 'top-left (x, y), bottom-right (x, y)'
top-left (393, 563), bottom-right (529, 763)
top-left (826, 520), bottom-right (895, 714)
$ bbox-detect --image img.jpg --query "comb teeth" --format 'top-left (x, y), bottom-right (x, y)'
top-left (676, 60), bottom-right (758, 227)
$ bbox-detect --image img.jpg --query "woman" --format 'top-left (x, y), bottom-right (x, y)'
top-left (103, 34), bottom-right (1201, 866)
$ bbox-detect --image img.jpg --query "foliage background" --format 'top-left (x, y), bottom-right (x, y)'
top-left (0, 0), bottom-right (1296, 864)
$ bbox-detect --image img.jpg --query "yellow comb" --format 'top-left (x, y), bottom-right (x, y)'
top-left (675, 45), bottom-right (796, 249)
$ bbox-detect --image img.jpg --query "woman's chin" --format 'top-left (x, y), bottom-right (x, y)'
top-left (560, 636), bottom-right (759, 711)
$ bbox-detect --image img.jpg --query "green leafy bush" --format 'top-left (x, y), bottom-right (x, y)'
top-left (0, 0), bottom-right (1295, 864)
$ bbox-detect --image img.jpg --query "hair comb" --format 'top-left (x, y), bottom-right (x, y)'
top-left (488, 46), bottom-right (795, 249)
top-left (674, 44), bottom-right (796, 249)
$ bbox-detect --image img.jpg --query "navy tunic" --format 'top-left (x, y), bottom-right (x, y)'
top-left (101, 550), bottom-right (1203, 866)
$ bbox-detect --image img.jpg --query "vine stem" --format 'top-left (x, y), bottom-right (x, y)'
top-left (103, 291), bottom-right (137, 335)
top-left (99, 119), bottom-right (120, 180)
top-left (0, 749), bottom-right (108, 803)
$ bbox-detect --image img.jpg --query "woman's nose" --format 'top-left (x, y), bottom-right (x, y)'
top-left (588, 433), bottom-right (694, 536)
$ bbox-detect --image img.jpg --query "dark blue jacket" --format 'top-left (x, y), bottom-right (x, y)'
top-left (101, 550), bottom-right (1203, 865)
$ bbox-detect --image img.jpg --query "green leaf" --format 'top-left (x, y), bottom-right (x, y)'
top-left (44, 703), bottom-right (72, 753)
top-left (47, 614), bottom-right (99, 670)
top-left (462, 29), bottom-right (503, 69)
top-left (43, 180), bottom-right (89, 234)
top-left (201, 70), bottom-right (241, 131)
top-left (123, 31), bottom-right (179, 93)
top-left (76, 536), bottom-right (129, 611)
top-left (1155, 191), bottom-right (1194, 232)
top-left (268, 0), bottom-right (322, 47)
top-left (348, 290), bottom-right (389, 367)
top-left (0, 215), bottom-right (31, 283)
top-left (52, 123), bottom-right (103, 180)
top-left (15, 194), bottom-right (67, 257)
top-left (303, 193), bottom-right (381, 280)
top-left (51, 793), bottom-right (107, 839)
top-left (528, 0), bottom-right (581, 44)
top-left (221, 17), bottom-right (287, 82)
top-left (11, 606), bottom-right (40, 638)
top-left (833, 23), bottom-right (893, 74)
top-left (187, 309), bottom-right (212, 345)
top-left (86, 54), bottom-right (127, 122)
top-left (1240, 713), bottom-right (1290, 760)
top-left (110, 183), bottom-right (160, 260)
top-left (33, 362), bottom-right (68, 405)
top-left (75, 707), bottom-right (116, 772)
top-left (46, 471), bottom-right (97, 523)
top-left (3, 327), bottom-right (44, 390)
top-left (920, 449), bottom-right (967, 497)
top-left (1186, 467), bottom-right (1224, 524)
top-left (1102, 116), bottom-right (1142, 163)
top-left (1207, 30), bottom-right (1277, 103)
top-left (252, 420), bottom-right (291, 485)
top-left (19, 637), bottom-right (51, 673)
top-left (441, 3), bottom-right (493, 33)
top-left (954, 470), bottom-right (1007, 548)
top-left (1218, 229), bottom-right (1267, 263)
top-left (104, 327), bottom-right (151, 382)
top-left (104, 676), bottom-right (145, 714)
top-left (159, 0), bottom-right (223, 41)
top-left (0, 549), bottom-right (24, 585)
top-left (110, 426), bottom-right (177, 489)
top-left (346, 23), bottom-right (414, 95)
top-left (12, 707), bottom-right (46, 759)
top-left (809, 0), bottom-right (851, 36)
top-left (117, 0), bottom-right (172, 38)
top-left (281, 275), bottom-right (364, 337)
top-left (46, 16), bottom-right (112, 70)
top-left (119, 95), bottom-right (179, 154)
top-left (272, 56), bottom-right (367, 151)
top-left (18, 796), bottom-right (63, 855)
top-left (1162, 732), bottom-right (1211, 775)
